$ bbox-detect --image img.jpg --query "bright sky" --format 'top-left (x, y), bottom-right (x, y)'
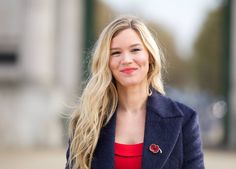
top-left (101, 0), bottom-right (223, 57)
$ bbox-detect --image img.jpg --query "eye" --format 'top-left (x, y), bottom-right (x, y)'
top-left (131, 48), bottom-right (141, 52)
top-left (111, 51), bottom-right (121, 56)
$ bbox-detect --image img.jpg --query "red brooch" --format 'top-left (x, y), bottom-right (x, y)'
top-left (149, 144), bottom-right (162, 154)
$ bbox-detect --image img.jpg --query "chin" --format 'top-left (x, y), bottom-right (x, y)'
top-left (118, 80), bottom-right (144, 88)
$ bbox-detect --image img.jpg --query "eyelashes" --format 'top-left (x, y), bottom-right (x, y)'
top-left (131, 48), bottom-right (141, 52)
top-left (111, 51), bottom-right (121, 56)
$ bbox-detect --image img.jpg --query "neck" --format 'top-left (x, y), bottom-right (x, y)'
top-left (116, 84), bottom-right (149, 114)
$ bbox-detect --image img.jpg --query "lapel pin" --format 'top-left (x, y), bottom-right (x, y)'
top-left (149, 144), bottom-right (162, 154)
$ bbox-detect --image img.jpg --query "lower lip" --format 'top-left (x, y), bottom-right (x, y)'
top-left (121, 69), bottom-right (136, 74)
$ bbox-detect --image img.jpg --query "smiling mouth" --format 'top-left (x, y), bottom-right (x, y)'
top-left (120, 68), bottom-right (137, 74)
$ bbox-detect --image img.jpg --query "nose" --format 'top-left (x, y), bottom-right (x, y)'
top-left (121, 53), bottom-right (132, 65)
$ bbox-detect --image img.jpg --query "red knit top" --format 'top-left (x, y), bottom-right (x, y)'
top-left (114, 142), bottom-right (143, 169)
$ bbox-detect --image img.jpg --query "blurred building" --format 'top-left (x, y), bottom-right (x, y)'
top-left (0, 0), bottom-right (236, 150)
top-left (0, 0), bottom-right (83, 148)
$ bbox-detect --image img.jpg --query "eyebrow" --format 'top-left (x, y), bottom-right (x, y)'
top-left (110, 43), bottom-right (142, 50)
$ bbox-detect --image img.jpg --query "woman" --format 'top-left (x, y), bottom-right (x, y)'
top-left (65, 15), bottom-right (205, 169)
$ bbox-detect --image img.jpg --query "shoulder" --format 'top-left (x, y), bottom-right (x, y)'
top-left (173, 101), bottom-right (199, 125)
top-left (148, 89), bottom-right (198, 121)
top-left (150, 90), bottom-right (204, 168)
top-left (168, 97), bottom-right (200, 130)
top-left (171, 102), bottom-right (204, 168)
top-left (172, 100), bottom-right (201, 143)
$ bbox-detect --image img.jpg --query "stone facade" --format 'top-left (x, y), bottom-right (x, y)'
top-left (0, 0), bottom-right (83, 148)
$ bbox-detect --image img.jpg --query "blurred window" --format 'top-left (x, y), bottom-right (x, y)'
top-left (0, 52), bottom-right (17, 65)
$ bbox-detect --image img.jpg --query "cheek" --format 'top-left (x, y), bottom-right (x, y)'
top-left (109, 58), bottom-right (118, 74)
top-left (137, 53), bottom-right (149, 67)
top-left (138, 54), bottom-right (150, 75)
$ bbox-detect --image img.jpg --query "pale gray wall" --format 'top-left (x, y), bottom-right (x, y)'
top-left (0, 0), bottom-right (83, 148)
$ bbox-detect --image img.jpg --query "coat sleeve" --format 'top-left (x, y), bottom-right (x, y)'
top-left (181, 106), bottom-right (205, 169)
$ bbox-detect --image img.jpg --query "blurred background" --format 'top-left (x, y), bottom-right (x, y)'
top-left (0, 0), bottom-right (236, 168)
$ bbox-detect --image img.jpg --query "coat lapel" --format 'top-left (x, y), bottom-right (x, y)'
top-left (92, 90), bottom-right (183, 169)
top-left (142, 91), bottom-right (183, 169)
top-left (91, 111), bottom-right (116, 169)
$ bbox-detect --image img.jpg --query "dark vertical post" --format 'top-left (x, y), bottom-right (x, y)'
top-left (222, 0), bottom-right (231, 146)
top-left (83, 0), bottom-right (95, 82)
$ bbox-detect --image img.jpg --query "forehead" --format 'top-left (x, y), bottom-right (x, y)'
top-left (110, 28), bottom-right (144, 48)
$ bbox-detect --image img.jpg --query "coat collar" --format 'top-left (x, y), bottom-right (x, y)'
top-left (92, 90), bottom-right (184, 169)
top-left (147, 90), bottom-right (184, 118)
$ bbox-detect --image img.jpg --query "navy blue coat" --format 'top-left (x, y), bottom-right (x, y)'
top-left (65, 90), bottom-right (205, 169)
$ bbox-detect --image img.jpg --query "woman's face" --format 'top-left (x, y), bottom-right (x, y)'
top-left (109, 28), bottom-right (149, 88)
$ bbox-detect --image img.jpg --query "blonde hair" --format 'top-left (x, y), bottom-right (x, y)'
top-left (69, 15), bottom-right (165, 169)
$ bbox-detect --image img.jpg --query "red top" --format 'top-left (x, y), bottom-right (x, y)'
top-left (114, 142), bottom-right (143, 169)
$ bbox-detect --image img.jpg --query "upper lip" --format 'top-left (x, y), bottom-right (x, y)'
top-left (120, 67), bottom-right (137, 72)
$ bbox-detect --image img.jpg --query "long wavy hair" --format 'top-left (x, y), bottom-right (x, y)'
top-left (68, 15), bottom-right (165, 169)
